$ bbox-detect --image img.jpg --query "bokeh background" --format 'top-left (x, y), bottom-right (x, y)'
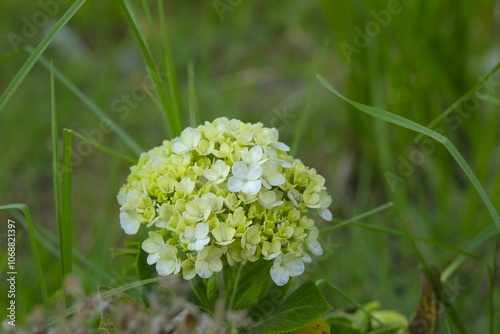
top-left (1, 1), bottom-right (499, 332)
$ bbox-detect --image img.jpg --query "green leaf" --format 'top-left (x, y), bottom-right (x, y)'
top-left (136, 242), bottom-right (157, 286)
top-left (206, 275), bottom-right (219, 309)
top-left (247, 281), bottom-right (332, 334)
top-left (328, 317), bottom-right (363, 334)
top-left (230, 259), bottom-right (273, 310)
top-left (369, 310), bottom-right (408, 333)
top-left (189, 276), bottom-right (219, 313)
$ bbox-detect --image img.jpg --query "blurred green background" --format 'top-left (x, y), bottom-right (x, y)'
top-left (1, 0), bottom-right (499, 332)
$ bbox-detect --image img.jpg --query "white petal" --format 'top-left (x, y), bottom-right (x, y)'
top-left (193, 237), bottom-right (210, 251)
top-left (204, 169), bottom-right (219, 181)
top-left (270, 200), bottom-right (283, 208)
top-left (320, 209), bottom-right (332, 221)
top-left (156, 259), bottom-right (176, 276)
top-left (117, 190), bottom-right (127, 206)
top-left (195, 223), bottom-right (209, 238)
top-left (147, 253), bottom-right (160, 265)
top-left (301, 252), bottom-right (312, 263)
top-left (308, 228), bottom-right (319, 241)
top-left (171, 141), bottom-right (188, 154)
top-left (242, 180), bottom-right (261, 195)
top-left (270, 266), bottom-right (289, 286)
top-left (195, 261), bottom-right (212, 278)
top-left (267, 173), bottom-right (286, 186)
top-left (227, 176), bottom-right (244, 192)
top-left (120, 212), bottom-right (140, 235)
top-left (272, 141), bottom-right (290, 151)
top-left (249, 146), bottom-right (263, 162)
top-left (246, 163), bottom-right (263, 180)
top-left (285, 258), bottom-right (305, 277)
top-left (232, 162), bottom-right (248, 178)
top-left (287, 189), bottom-right (301, 208)
top-left (181, 127), bottom-right (201, 147)
top-left (307, 241), bottom-right (323, 256)
top-left (209, 259), bottom-right (223, 272)
top-left (142, 239), bottom-right (160, 253)
top-left (183, 267), bottom-right (196, 280)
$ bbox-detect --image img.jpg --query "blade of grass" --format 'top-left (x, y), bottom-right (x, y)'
top-left (51, 62), bottom-right (61, 244)
top-left (59, 129), bottom-right (73, 278)
top-left (350, 222), bottom-right (481, 261)
top-left (141, 0), bottom-right (163, 65)
top-left (70, 130), bottom-right (137, 164)
top-left (0, 204), bottom-right (48, 304)
top-left (119, 0), bottom-right (183, 137)
top-left (188, 61), bottom-right (200, 127)
top-left (32, 50), bottom-right (144, 156)
top-left (415, 61), bottom-right (500, 142)
top-left (320, 202), bottom-right (394, 234)
top-left (157, 0), bottom-right (184, 125)
top-left (0, 0), bottom-right (87, 112)
top-left (442, 224), bottom-right (497, 281)
top-left (317, 75), bottom-right (500, 235)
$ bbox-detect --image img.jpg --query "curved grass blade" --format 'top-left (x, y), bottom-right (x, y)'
top-left (33, 51), bottom-right (144, 156)
top-left (0, 204), bottom-right (48, 305)
top-left (350, 222), bottom-right (481, 261)
top-left (415, 61), bottom-right (500, 142)
top-left (70, 130), bottom-right (137, 164)
top-left (0, 0), bottom-right (87, 112)
top-left (442, 224), bottom-right (497, 282)
top-left (320, 202), bottom-right (394, 234)
top-left (317, 75), bottom-right (500, 235)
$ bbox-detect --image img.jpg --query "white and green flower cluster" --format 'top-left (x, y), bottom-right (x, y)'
top-left (117, 118), bottom-right (332, 286)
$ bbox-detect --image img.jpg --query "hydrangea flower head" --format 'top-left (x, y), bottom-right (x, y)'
top-left (118, 118), bottom-right (332, 286)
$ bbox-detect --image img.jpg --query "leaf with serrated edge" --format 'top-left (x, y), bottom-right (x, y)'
top-left (248, 281), bottom-right (332, 334)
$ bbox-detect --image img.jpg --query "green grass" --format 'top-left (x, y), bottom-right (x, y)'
top-left (0, 1), bottom-right (499, 332)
